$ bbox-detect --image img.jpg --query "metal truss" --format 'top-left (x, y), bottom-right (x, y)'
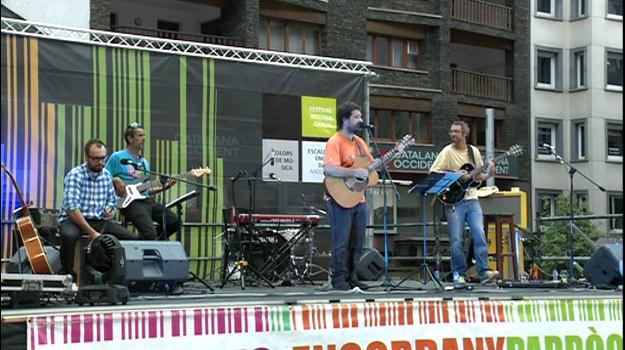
top-left (1, 17), bottom-right (372, 75)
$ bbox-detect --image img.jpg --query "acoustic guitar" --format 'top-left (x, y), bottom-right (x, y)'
top-left (324, 134), bottom-right (414, 208)
top-left (436, 144), bottom-right (523, 205)
top-left (1, 164), bottom-right (53, 274)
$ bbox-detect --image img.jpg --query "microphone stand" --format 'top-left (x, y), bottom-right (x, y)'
top-left (364, 127), bottom-right (401, 291)
top-left (546, 147), bottom-right (606, 281)
top-left (221, 150), bottom-right (275, 289)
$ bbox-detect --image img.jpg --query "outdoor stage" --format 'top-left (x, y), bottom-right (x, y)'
top-left (1, 278), bottom-right (622, 350)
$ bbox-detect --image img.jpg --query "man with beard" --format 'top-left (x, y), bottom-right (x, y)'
top-left (105, 122), bottom-right (179, 240)
top-left (323, 102), bottom-right (405, 291)
top-left (59, 139), bottom-right (135, 277)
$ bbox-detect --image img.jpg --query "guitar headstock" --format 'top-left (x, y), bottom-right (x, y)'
top-left (507, 144), bottom-right (523, 157)
top-left (395, 134), bottom-right (416, 150)
top-left (190, 167), bottom-right (212, 177)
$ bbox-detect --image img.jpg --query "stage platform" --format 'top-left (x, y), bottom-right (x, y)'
top-left (2, 277), bottom-right (622, 350)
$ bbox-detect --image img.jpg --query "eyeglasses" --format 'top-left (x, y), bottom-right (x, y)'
top-left (448, 129), bottom-right (463, 135)
top-left (87, 155), bottom-right (108, 162)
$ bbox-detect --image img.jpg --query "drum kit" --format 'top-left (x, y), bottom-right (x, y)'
top-left (220, 210), bottom-right (326, 286)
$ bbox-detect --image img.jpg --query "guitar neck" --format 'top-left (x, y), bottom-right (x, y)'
top-left (2, 165), bottom-right (31, 216)
top-left (468, 152), bottom-right (509, 177)
top-left (369, 148), bottom-right (398, 172)
top-left (137, 172), bottom-right (190, 192)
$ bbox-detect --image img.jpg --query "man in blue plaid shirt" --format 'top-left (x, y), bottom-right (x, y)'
top-left (59, 139), bottom-right (135, 278)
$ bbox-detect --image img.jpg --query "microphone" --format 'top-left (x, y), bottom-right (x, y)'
top-left (541, 143), bottom-right (554, 150)
top-left (206, 185), bottom-right (218, 191)
top-left (359, 123), bottom-right (375, 130)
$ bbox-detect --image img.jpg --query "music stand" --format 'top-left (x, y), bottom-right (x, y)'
top-left (396, 172), bottom-right (461, 290)
top-left (165, 190), bottom-right (214, 292)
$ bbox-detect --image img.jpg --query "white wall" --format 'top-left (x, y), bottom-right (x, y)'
top-left (3, 0), bottom-right (90, 28)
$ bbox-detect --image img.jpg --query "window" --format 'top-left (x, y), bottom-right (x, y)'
top-left (157, 20), bottom-right (180, 39)
top-left (536, 120), bottom-right (559, 160)
top-left (571, 0), bottom-right (588, 18)
top-left (537, 0), bottom-right (555, 15)
top-left (371, 109), bottom-right (430, 143)
top-left (536, 48), bottom-right (562, 89)
top-left (537, 190), bottom-right (561, 218)
top-left (572, 120), bottom-right (587, 161)
top-left (456, 116), bottom-right (503, 148)
top-left (570, 48), bottom-right (587, 89)
top-left (606, 50), bottom-right (623, 91)
top-left (536, 0), bottom-right (562, 18)
top-left (574, 191), bottom-right (589, 213)
top-left (367, 34), bottom-right (422, 70)
top-left (608, 193), bottom-right (623, 231)
top-left (606, 122), bottom-right (623, 161)
top-left (258, 18), bottom-right (320, 55)
top-left (607, 0), bottom-right (623, 18)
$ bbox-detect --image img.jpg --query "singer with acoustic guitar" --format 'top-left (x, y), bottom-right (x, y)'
top-left (323, 102), bottom-right (406, 291)
top-left (105, 122), bottom-right (181, 241)
top-left (59, 139), bottom-right (136, 278)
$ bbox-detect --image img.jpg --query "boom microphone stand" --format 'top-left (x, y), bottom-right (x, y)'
top-left (544, 145), bottom-right (606, 280)
top-left (364, 126), bottom-right (401, 291)
top-left (221, 150), bottom-right (276, 289)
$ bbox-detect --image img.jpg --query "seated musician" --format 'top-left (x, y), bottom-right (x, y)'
top-left (58, 139), bottom-right (136, 278)
top-left (105, 122), bottom-right (179, 240)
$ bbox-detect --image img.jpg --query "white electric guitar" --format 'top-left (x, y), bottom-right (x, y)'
top-left (116, 167), bottom-right (211, 208)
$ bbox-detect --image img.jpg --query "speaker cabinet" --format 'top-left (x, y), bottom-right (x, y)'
top-left (119, 240), bottom-right (189, 292)
top-left (357, 248), bottom-right (385, 281)
top-left (584, 243), bottom-right (623, 288)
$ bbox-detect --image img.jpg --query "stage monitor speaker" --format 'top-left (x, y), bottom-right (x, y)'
top-left (357, 248), bottom-right (385, 281)
top-left (8, 246), bottom-right (61, 274)
top-left (583, 243), bottom-right (623, 289)
top-left (119, 240), bottom-right (189, 292)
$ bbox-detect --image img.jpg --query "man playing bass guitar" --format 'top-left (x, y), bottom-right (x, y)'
top-left (429, 120), bottom-right (498, 288)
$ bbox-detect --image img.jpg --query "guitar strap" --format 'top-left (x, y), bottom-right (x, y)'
top-left (354, 136), bottom-right (368, 158)
top-left (467, 143), bottom-right (476, 167)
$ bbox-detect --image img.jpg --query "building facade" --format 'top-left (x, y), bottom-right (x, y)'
top-left (530, 0), bottom-right (623, 238)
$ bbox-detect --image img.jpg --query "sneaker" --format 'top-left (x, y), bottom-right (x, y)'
top-left (171, 283), bottom-right (184, 295)
top-left (332, 281), bottom-right (352, 291)
top-left (453, 275), bottom-right (467, 289)
top-left (480, 270), bottom-right (499, 285)
top-left (348, 280), bottom-right (369, 290)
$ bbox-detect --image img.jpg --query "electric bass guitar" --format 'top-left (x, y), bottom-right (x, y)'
top-left (116, 167), bottom-right (211, 208)
top-left (436, 144), bottom-right (523, 205)
top-left (1, 164), bottom-right (53, 274)
top-left (324, 134), bottom-right (415, 208)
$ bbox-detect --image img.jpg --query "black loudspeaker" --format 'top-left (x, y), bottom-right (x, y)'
top-left (357, 248), bottom-right (385, 281)
top-left (584, 243), bottom-right (623, 288)
top-left (119, 240), bottom-right (189, 292)
top-left (8, 246), bottom-right (61, 274)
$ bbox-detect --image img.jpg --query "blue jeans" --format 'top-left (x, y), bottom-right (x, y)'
top-left (446, 199), bottom-right (490, 279)
top-left (326, 198), bottom-right (367, 285)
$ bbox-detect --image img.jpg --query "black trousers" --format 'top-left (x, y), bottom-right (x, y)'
top-left (121, 197), bottom-right (179, 240)
top-left (59, 219), bottom-right (135, 275)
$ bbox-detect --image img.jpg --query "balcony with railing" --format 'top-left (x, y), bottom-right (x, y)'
top-left (451, 68), bottom-right (512, 101)
top-left (111, 26), bottom-right (244, 47)
top-left (451, 0), bottom-right (513, 31)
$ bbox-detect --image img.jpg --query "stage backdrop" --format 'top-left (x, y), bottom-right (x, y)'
top-left (0, 33), bottom-right (366, 278)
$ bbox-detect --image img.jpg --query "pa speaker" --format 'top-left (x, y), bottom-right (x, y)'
top-left (8, 246), bottom-right (61, 274)
top-left (119, 240), bottom-right (189, 292)
top-left (584, 243), bottom-right (623, 289)
top-left (357, 248), bottom-right (385, 281)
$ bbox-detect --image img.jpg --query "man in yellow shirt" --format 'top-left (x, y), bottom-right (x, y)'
top-left (430, 121), bottom-right (499, 288)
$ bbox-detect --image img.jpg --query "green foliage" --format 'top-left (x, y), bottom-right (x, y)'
top-left (538, 194), bottom-right (602, 276)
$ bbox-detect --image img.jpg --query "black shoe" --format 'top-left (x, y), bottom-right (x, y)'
top-left (332, 281), bottom-right (352, 291)
top-left (349, 280), bottom-right (369, 290)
